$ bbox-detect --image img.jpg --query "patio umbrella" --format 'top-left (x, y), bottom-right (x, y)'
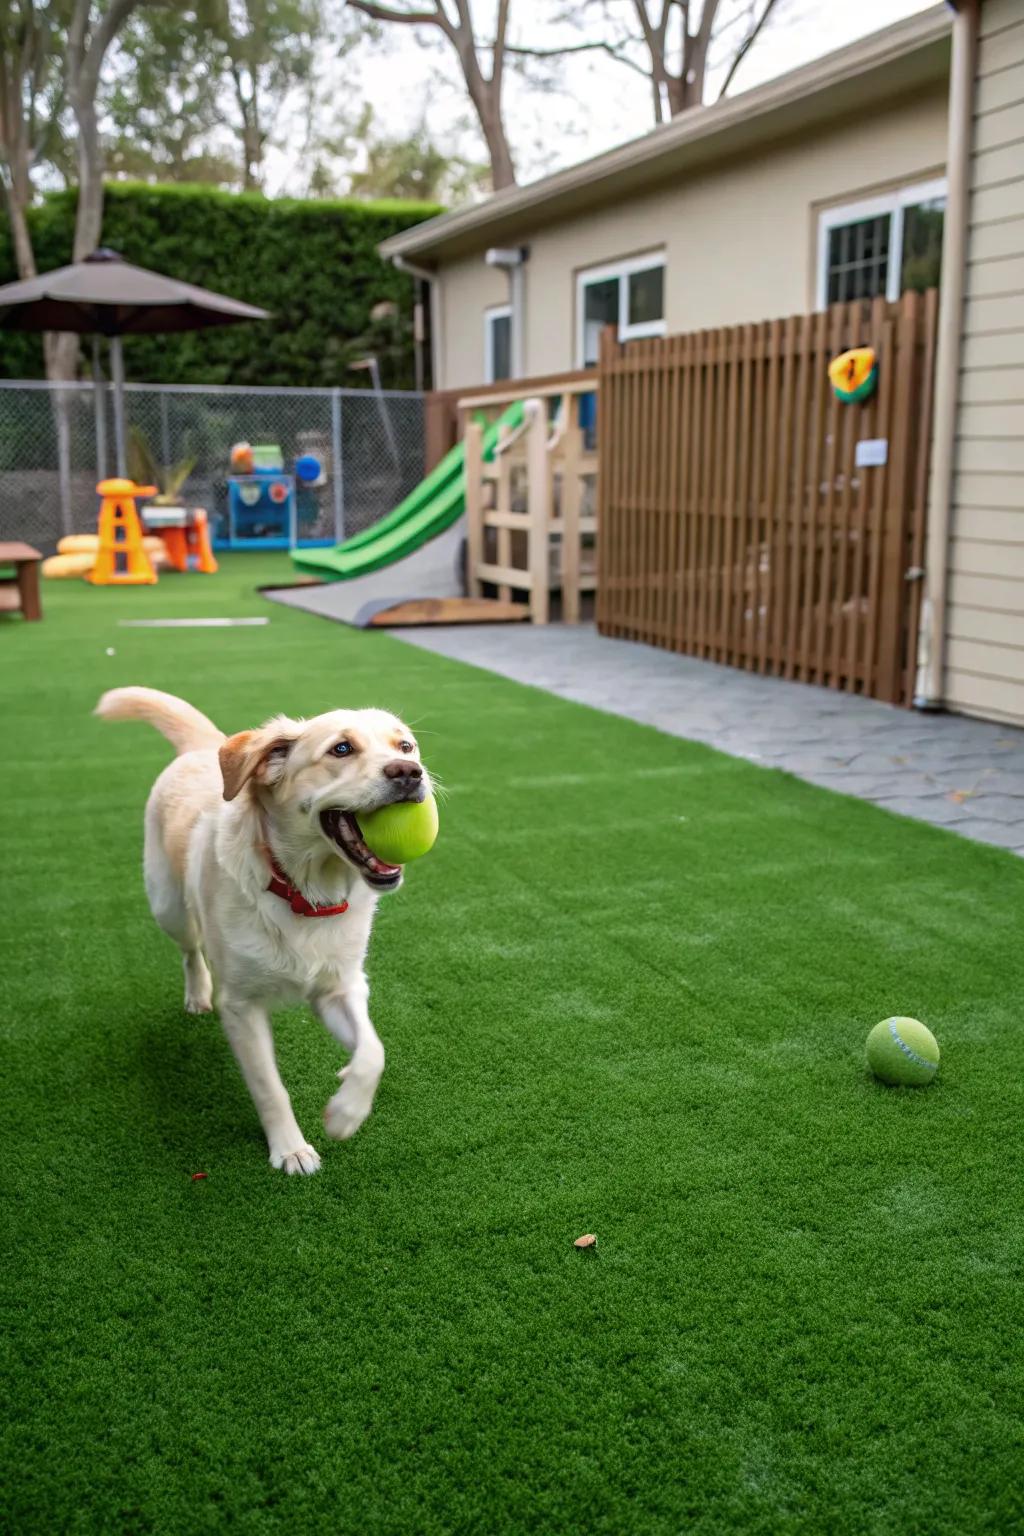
top-left (0, 248), bottom-right (270, 476)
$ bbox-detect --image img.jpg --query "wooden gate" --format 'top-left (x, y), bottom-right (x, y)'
top-left (596, 292), bottom-right (938, 705)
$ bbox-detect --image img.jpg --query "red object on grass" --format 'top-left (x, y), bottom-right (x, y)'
top-left (191, 1172), bottom-right (208, 1181)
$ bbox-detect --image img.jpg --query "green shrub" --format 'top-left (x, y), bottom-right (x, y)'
top-left (0, 183), bottom-right (441, 388)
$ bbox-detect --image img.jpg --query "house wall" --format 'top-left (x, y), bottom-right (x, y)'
top-left (944, 0), bottom-right (1024, 725)
top-left (433, 83), bottom-right (948, 389)
top-left (436, 254), bottom-right (511, 392)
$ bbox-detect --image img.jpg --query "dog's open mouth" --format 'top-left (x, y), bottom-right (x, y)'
top-left (320, 808), bottom-right (402, 890)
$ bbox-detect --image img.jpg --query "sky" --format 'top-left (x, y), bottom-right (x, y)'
top-left (267, 0), bottom-right (939, 196)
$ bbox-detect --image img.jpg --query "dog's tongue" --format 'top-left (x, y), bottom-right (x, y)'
top-left (367, 854), bottom-right (401, 876)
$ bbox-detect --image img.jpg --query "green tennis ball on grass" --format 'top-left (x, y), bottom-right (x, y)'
top-left (357, 795), bottom-right (439, 865)
top-left (865, 1016), bottom-right (940, 1087)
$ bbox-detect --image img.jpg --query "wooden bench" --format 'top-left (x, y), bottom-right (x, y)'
top-left (0, 542), bottom-right (43, 622)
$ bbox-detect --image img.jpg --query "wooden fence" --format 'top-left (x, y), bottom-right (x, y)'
top-left (596, 292), bottom-right (938, 705)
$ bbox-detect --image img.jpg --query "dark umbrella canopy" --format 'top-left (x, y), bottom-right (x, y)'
top-left (0, 249), bottom-right (270, 480)
top-left (0, 248), bottom-right (269, 334)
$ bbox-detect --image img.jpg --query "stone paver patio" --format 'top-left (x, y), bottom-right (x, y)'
top-left (394, 624), bottom-right (1024, 857)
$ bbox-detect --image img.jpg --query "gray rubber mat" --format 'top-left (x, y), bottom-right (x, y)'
top-left (263, 520), bottom-right (465, 628)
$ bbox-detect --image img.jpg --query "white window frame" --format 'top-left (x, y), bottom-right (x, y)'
top-left (815, 176), bottom-right (947, 309)
top-left (575, 252), bottom-right (666, 367)
top-left (484, 303), bottom-right (512, 384)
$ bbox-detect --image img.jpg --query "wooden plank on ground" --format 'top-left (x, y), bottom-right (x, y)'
top-left (369, 597), bottom-right (529, 627)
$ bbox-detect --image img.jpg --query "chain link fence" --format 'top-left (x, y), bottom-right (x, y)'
top-left (0, 381), bottom-right (425, 554)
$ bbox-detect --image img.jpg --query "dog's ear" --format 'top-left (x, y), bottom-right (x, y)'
top-left (219, 728), bottom-right (295, 802)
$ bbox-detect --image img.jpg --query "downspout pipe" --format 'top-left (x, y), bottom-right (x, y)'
top-left (485, 246), bottom-right (527, 377)
top-left (392, 253), bottom-right (438, 393)
top-left (915, 0), bottom-right (979, 709)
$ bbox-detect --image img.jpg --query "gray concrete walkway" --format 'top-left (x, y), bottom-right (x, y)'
top-left (394, 624), bottom-right (1024, 856)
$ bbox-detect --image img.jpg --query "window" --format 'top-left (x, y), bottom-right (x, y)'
top-left (817, 179), bottom-right (946, 307)
top-left (485, 305), bottom-right (512, 383)
top-left (576, 253), bottom-right (666, 367)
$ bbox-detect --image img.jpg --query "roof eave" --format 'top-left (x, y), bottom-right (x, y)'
top-left (380, 4), bottom-right (951, 267)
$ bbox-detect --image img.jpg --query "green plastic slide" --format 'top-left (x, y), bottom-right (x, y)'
top-left (292, 398), bottom-right (525, 581)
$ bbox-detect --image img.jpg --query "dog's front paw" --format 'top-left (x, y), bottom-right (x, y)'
top-left (323, 1079), bottom-right (374, 1142)
top-left (185, 990), bottom-right (213, 1015)
top-left (268, 1140), bottom-right (321, 1175)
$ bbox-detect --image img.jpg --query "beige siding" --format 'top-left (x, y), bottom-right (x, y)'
top-left (945, 5), bottom-right (1024, 725)
top-left (432, 85), bottom-right (947, 388)
top-left (435, 254), bottom-right (509, 392)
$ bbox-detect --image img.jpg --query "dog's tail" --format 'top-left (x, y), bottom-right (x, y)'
top-left (95, 687), bottom-right (225, 756)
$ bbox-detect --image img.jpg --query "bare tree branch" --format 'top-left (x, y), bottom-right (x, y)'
top-left (505, 38), bottom-right (651, 81)
top-left (716, 0), bottom-right (779, 98)
top-left (349, 0), bottom-right (516, 187)
top-left (492, 0), bottom-right (511, 86)
top-left (578, 0), bottom-right (785, 121)
top-left (347, 1), bottom-right (442, 26)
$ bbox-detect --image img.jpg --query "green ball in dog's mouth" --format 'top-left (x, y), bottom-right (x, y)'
top-left (357, 795), bottom-right (439, 866)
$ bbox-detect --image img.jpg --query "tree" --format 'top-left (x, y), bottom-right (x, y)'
top-left (104, 7), bottom-right (236, 186)
top-left (0, 2), bottom-right (68, 281)
top-left (0, 2), bottom-right (151, 379)
top-left (539, 0), bottom-right (784, 123)
top-left (345, 108), bottom-right (488, 202)
top-left (207, 0), bottom-right (322, 190)
top-left (346, 0), bottom-right (518, 190)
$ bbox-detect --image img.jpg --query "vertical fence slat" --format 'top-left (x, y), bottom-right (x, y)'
top-left (696, 333), bottom-right (712, 657)
top-left (848, 297), bottom-right (884, 692)
top-left (730, 324), bottom-right (753, 668)
top-left (877, 291), bottom-right (919, 703)
top-left (719, 327), bottom-right (739, 664)
top-left (904, 285), bottom-right (939, 705)
top-left (830, 303), bottom-right (860, 691)
top-left (798, 310), bottom-right (827, 683)
top-left (792, 316), bottom-right (810, 678)
top-left (759, 321), bottom-right (782, 674)
top-left (771, 315), bottom-right (796, 676)
top-left (676, 331), bottom-right (695, 655)
top-left (864, 316), bottom-right (895, 699)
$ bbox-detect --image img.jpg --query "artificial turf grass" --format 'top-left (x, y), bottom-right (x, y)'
top-left (2, 556), bottom-right (1023, 1536)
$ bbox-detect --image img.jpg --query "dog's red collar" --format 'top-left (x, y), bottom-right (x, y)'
top-left (266, 857), bottom-right (349, 918)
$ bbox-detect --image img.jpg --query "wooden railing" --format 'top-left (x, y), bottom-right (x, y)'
top-left (459, 376), bottom-right (598, 625)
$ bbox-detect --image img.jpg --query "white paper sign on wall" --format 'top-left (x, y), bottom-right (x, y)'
top-left (855, 438), bottom-right (888, 468)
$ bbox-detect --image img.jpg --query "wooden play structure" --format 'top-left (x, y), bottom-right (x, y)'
top-left (461, 378), bottom-right (598, 625)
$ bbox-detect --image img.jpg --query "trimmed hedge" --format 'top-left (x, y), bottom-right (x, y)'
top-left (0, 182), bottom-right (442, 388)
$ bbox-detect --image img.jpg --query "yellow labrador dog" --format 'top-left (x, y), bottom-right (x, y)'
top-left (97, 686), bottom-right (430, 1175)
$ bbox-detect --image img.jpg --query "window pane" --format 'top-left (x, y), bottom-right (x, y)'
top-left (627, 265), bottom-right (664, 326)
top-left (582, 276), bottom-right (618, 366)
top-left (489, 313), bottom-right (511, 381)
top-left (901, 197), bottom-right (945, 293)
top-left (826, 214), bottom-right (890, 303)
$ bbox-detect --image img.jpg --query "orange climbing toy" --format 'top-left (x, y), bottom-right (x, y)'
top-left (88, 479), bottom-right (158, 586)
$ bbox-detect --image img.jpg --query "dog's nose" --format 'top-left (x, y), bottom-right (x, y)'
top-left (383, 758), bottom-right (423, 781)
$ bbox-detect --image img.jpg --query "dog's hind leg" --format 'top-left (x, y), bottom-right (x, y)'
top-left (317, 978), bottom-right (385, 1142)
top-left (143, 801), bottom-right (213, 1014)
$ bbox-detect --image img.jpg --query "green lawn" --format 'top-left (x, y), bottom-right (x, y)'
top-left (2, 555), bottom-right (1022, 1536)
